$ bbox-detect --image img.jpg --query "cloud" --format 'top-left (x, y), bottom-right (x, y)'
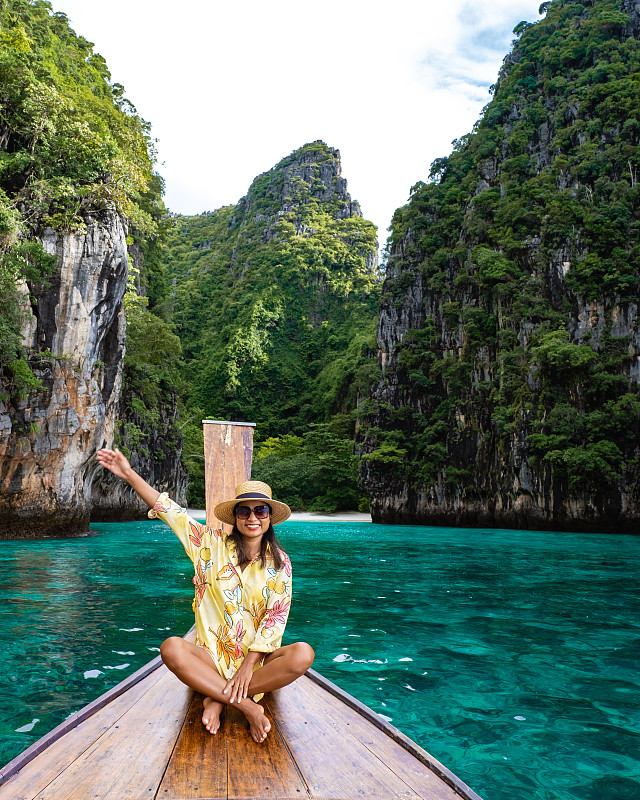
top-left (52, 0), bottom-right (543, 241)
top-left (418, 0), bottom-right (540, 100)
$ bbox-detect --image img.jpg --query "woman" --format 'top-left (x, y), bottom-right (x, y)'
top-left (96, 448), bottom-right (314, 743)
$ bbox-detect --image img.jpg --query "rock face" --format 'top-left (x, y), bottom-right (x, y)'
top-left (243, 143), bottom-right (364, 227)
top-left (89, 239), bottom-right (188, 522)
top-left (89, 388), bottom-right (188, 521)
top-left (0, 211), bottom-right (128, 538)
top-left (0, 209), bottom-right (188, 538)
top-left (360, 0), bottom-right (640, 532)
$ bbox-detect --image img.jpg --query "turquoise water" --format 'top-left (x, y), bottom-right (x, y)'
top-left (0, 520), bottom-right (639, 800)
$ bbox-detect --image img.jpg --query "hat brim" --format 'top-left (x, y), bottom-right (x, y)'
top-left (213, 496), bottom-right (291, 526)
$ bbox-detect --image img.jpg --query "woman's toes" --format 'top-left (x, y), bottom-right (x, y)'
top-left (202, 697), bottom-right (223, 734)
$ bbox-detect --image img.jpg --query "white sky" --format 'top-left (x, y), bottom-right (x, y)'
top-left (53, 0), bottom-right (543, 243)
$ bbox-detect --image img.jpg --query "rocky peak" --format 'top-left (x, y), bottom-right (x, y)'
top-left (233, 142), bottom-right (362, 238)
top-left (278, 142), bottom-right (362, 219)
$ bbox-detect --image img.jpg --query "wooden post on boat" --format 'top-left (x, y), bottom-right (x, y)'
top-left (202, 419), bottom-right (256, 531)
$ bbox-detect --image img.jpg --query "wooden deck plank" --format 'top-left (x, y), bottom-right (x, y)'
top-left (266, 678), bottom-right (423, 800)
top-left (34, 667), bottom-right (190, 800)
top-left (329, 710), bottom-right (464, 800)
top-left (292, 681), bottom-right (463, 800)
top-left (304, 671), bottom-right (481, 800)
top-left (0, 667), bottom-right (166, 800)
top-left (1, 650), bottom-right (481, 800)
top-left (227, 703), bottom-right (310, 800)
top-left (157, 693), bottom-right (227, 800)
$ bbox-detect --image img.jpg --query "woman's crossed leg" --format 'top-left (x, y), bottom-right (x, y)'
top-left (160, 637), bottom-right (314, 742)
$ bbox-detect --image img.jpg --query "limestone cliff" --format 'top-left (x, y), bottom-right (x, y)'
top-left (89, 391), bottom-right (188, 521)
top-left (0, 1), bottom-right (187, 536)
top-left (0, 211), bottom-right (128, 537)
top-left (161, 141), bottom-right (379, 506)
top-left (237, 142), bottom-right (366, 236)
top-left (89, 238), bottom-right (188, 522)
top-left (360, 0), bottom-right (640, 532)
top-left (0, 209), bottom-right (187, 537)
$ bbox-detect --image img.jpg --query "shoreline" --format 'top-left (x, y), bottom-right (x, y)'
top-left (188, 509), bottom-right (372, 523)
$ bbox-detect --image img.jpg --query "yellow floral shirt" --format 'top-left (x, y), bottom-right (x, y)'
top-left (148, 493), bottom-right (292, 687)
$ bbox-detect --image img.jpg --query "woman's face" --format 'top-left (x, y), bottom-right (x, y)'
top-left (234, 500), bottom-right (271, 542)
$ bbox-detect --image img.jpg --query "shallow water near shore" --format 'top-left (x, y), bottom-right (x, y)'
top-left (0, 520), bottom-right (638, 800)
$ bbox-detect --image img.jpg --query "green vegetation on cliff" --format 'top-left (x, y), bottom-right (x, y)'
top-left (0, 3), bottom-right (379, 511)
top-left (0, 0), bottom-right (159, 392)
top-left (361, 0), bottom-right (640, 527)
top-left (164, 142), bottom-right (380, 507)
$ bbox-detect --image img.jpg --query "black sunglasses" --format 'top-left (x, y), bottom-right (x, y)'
top-left (235, 504), bottom-right (271, 520)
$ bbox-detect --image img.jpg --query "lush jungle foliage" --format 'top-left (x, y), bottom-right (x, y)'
top-left (7, 0), bottom-right (640, 521)
top-left (163, 142), bottom-right (380, 507)
top-left (252, 424), bottom-right (361, 513)
top-left (362, 0), bottom-right (640, 509)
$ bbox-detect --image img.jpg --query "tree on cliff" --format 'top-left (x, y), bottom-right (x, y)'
top-left (0, 0), bottom-right (188, 530)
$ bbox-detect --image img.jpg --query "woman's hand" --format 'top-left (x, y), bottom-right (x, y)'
top-left (96, 448), bottom-right (160, 509)
top-left (223, 652), bottom-right (262, 703)
top-left (96, 448), bottom-right (132, 480)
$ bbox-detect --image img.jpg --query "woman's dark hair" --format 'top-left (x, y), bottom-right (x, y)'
top-left (229, 507), bottom-right (283, 570)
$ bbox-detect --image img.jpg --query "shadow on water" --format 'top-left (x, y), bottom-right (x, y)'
top-left (1, 520), bottom-right (639, 800)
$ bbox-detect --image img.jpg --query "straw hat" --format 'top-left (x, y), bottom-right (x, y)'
top-left (213, 480), bottom-right (291, 526)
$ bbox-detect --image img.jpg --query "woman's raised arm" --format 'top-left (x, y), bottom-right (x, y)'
top-left (96, 448), bottom-right (160, 509)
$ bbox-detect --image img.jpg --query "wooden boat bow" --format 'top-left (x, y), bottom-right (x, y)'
top-left (0, 634), bottom-right (482, 800)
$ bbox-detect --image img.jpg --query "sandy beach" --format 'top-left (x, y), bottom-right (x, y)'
top-left (188, 509), bottom-right (372, 523)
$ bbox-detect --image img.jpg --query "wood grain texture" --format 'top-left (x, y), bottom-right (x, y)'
top-left (274, 679), bottom-right (462, 800)
top-left (266, 679), bottom-right (423, 800)
top-left (0, 669), bottom-right (165, 800)
top-left (0, 630), bottom-right (483, 800)
top-left (0, 655), bottom-right (164, 788)
top-left (33, 667), bottom-right (190, 800)
top-left (303, 670), bottom-right (482, 800)
top-left (203, 422), bottom-right (254, 531)
top-left (159, 694), bottom-right (310, 800)
top-left (157, 693), bottom-right (227, 800)
top-left (226, 704), bottom-right (309, 800)
top-left (0, 669), bottom-right (482, 800)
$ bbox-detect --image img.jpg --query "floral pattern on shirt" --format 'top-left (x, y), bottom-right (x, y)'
top-left (148, 493), bottom-right (292, 694)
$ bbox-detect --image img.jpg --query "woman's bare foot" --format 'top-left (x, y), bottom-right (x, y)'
top-left (202, 696), bottom-right (224, 733)
top-left (240, 699), bottom-right (271, 743)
